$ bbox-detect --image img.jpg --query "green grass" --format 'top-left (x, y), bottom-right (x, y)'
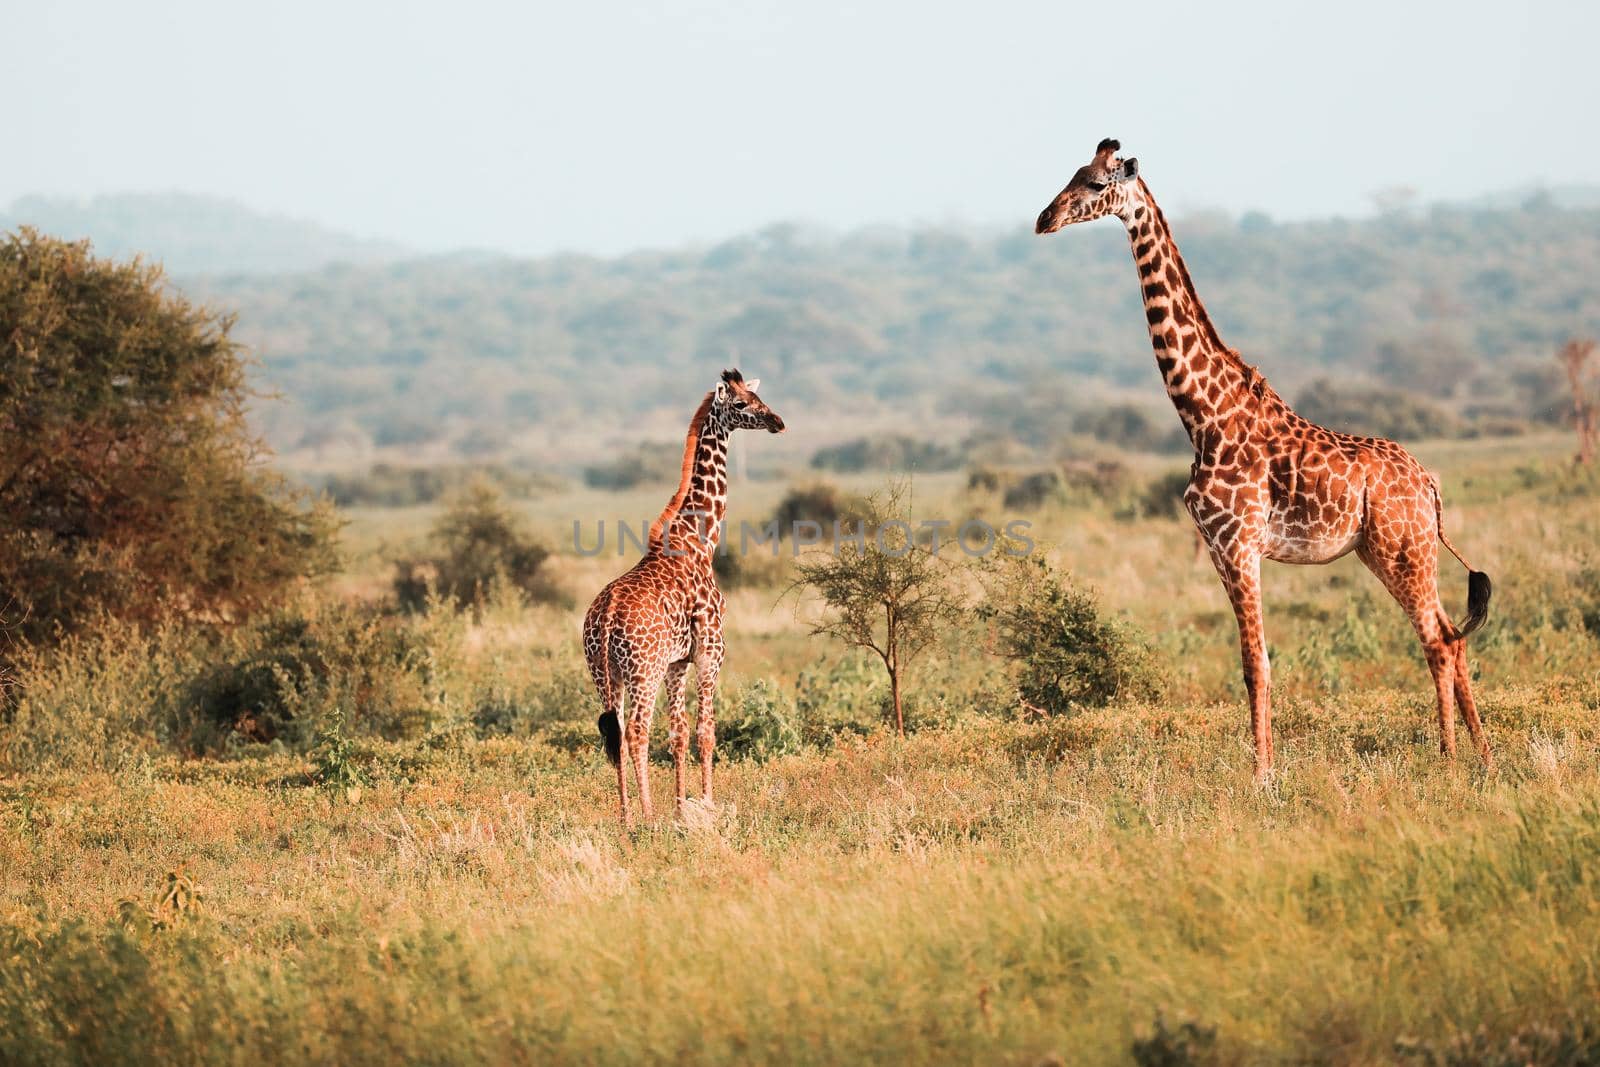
top-left (2, 434), bottom-right (1599, 1064)
top-left (3, 697), bottom-right (1600, 1064)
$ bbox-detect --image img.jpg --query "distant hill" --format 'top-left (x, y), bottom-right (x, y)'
top-left (1, 193), bottom-right (407, 276)
top-left (1461, 184), bottom-right (1600, 212)
top-left (176, 196), bottom-right (1599, 469)
top-left (9, 188), bottom-right (1596, 471)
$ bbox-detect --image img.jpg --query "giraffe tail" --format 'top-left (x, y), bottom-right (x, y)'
top-left (598, 710), bottom-right (622, 766)
top-left (1432, 478), bottom-right (1491, 638)
top-left (595, 597), bottom-right (623, 766)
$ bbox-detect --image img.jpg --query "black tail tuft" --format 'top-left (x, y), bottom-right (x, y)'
top-left (1461, 570), bottom-right (1492, 637)
top-left (598, 711), bottom-right (621, 765)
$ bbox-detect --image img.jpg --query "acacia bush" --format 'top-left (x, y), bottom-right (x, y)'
top-left (789, 481), bottom-right (964, 736)
top-left (187, 604), bottom-right (447, 743)
top-left (0, 229), bottom-right (338, 650)
top-left (979, 556), bottom-right (1162, 716)
top-left (393, 482), bottom-right (565, 610)
top-left (768, 482), bottom-right (869, 537)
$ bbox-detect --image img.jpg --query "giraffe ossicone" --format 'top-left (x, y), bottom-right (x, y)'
top-left (1038, 139), bottom-right (1493, 779)
top-left (582, 368), bottom-right (787, 828)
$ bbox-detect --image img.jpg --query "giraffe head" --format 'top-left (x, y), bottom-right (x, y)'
top-left (1035, 138), bottom-right (1141, 234)
top-left (714, 368), bottom-right (786, 434)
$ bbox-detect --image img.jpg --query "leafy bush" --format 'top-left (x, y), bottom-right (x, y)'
top-left (2, 600), bottom-right (460, 766)
top-left (717, 679), bottom-right (804, 761)
top-left (1574, 557), bottom-right (1600, 639)
top-left (2, 618), bottom-right (209, 770)
top-left (1133, 468), bottom-right (1192, 521)
top-left (1296, 378), bottom-right (1461, 440)
top-left (1072, 404), bottom-right (1185, 454)
top-left (769, 482), bottom-right (869, 537)
top-left (967, 466), bottom-right (1005, 494)
top-left (1003, 470), bottom-right (1060, 510)
top-left (793, 654), bottom-right (885, 746)
top-left (471, 664), bottom-right (592, 737)
top-left (312, 712), bottom-right (368, 799)
top-left (582, 442), bottom-right (680, 490)
top-left (394, 482), bottom-right (565, 610)
top-left (187, 603), bottom-right (447, 743)
top-left (1131, 1016), bottom-right (1221, 1067)
top-left (978, 556), bottom-right (1162, 716)
top-left (712, 546), bottom-right (791, 589)
top-left (1058, 459), bottom-right (1135, 504)
top-left (0, 229), bottom-right (338, 650)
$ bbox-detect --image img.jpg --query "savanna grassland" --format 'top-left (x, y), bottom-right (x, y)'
top-left (3, 435), bottom-right (1600, 1065)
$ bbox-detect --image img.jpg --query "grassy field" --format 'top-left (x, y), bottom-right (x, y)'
top-left (2, 434), bottom-right (1599, 1064)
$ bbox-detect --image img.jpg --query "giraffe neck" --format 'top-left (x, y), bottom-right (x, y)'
top-left (1119, 179), bottom-right (1274, 445)
top-left (649, 394), bottom-right (729, 563)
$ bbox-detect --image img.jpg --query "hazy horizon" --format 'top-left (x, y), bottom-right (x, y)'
top-left (6, 0), bottom-right (1598, 258)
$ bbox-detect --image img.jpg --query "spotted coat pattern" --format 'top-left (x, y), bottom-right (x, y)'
top-left (1037, 140), bottom-right (1493, 778)
top-left (582, 369), bottom-right (785, 826)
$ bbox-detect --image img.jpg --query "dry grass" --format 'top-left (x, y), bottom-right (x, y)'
top-left (2, 434), bottom-right (1598, 1064)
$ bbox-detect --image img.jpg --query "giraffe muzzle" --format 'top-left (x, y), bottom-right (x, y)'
top-left (767, 415), bottom-right (786, 434)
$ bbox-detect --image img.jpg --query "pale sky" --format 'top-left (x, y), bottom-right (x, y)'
top-left (5, 0), bottom-right (1597, 256)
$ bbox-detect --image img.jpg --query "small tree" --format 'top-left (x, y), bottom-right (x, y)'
top-left (0, 229), bottom-right (338, 648)
top-left (1559, 338), bottom-right (1598, 465)
top-left (977, 555), bottom-right (1161, 716)
top-left (788, 480), bottom-right (963, 736)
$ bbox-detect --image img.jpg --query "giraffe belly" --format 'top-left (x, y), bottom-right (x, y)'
top-left (1263, 512), bottom-right (1363, 564)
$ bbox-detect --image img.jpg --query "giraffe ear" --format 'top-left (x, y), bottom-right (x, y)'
top-left (745, 378), bottom-right (761, 392)
top-left (1117, 158), bottom-right (1139, 182)
top-left (715, 381), bottom-right (729, 401)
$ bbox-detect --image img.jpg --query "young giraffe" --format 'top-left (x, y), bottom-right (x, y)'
top-left (1036, 139), bottom-right (1493, 779)
top-left (582, 369), bottom-right (786, 827)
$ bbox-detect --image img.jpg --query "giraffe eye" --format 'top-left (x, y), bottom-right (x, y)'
top-left (1086, 180), bottom-right (1107, 192)
top-left (734, 400), bottom-right (748, 410)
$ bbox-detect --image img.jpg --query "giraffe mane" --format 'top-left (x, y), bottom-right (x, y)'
top-left (648, 389), bottom-right (717, 551)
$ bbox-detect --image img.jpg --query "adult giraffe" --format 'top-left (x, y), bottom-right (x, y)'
top-left (583, 369), bottom-right (786, 827)
top-left (1035, 139), bottom-right (1493, 779)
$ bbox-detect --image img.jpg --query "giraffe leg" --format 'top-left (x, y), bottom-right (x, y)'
top-left (664, 660), bottom-right (693, 813)
top-left (1356, 542), bottom-right (1458, 759)
top-left (694, 645), bottom-right (723, 803)
top-left (1211, 549), bottom-right (1274, 778)
top-left (612, 692), bottom-right (632, 830)
top-left (625, 668), bottom-right (665, 821)
top-left (1452, 639), bottom-right (1493, 768)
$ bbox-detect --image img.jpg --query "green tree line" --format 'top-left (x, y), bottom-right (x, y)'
top-left (177, 200), bottom-right (1600, 463)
